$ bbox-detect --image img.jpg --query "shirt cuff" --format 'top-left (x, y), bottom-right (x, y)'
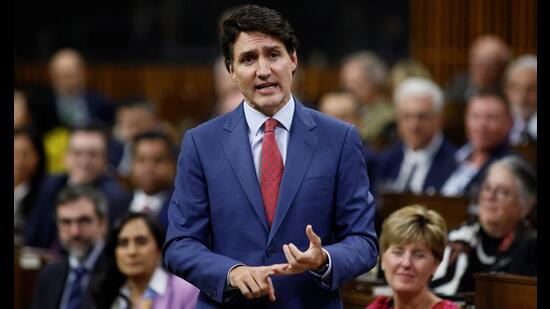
top-left (309, 248), bottom-right (332, 282)
top-left (226, 263), bottom-right (246, 287)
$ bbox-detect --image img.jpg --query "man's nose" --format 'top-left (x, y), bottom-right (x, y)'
top-left (257, 57), bottom-right (271, 78)
top-left (69, 222), bottom-right (82, 236)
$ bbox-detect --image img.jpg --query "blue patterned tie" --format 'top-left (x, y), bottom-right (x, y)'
top-left (66, 266), bottom-right (88, 309)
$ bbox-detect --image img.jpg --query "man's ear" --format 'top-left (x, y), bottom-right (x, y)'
top-left (229, 65), bottom-right (238, 82)
top-left (290, 50), bottom-right (298, 73)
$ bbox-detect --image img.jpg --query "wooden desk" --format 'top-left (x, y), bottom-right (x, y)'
top-left (475, 273), bottom-right (537, 309)
top-left (14, 247), bottom-right (60, 309)
top-left (341, 278), bottom-right (385, 309)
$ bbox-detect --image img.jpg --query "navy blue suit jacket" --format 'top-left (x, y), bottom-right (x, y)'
top-left (163, 101), bottom-right (378, 308)
top-left (374, 137), bottom-right (458, 194)
top-left (24, 174), bottom-right (132, 249)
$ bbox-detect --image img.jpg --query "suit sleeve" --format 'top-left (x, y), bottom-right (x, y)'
top-left (323, 126), bottom-right (379, 291)
top-left (162, 131), bottom-right (242, 303)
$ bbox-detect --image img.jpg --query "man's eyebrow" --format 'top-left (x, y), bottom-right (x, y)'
top-left (237, 50), bottom-right (258, 59)
top-left (263, 45), bottom-right (282, 52)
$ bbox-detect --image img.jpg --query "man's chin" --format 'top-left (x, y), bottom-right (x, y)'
top-left (67, 244), bottom-right (94, 260)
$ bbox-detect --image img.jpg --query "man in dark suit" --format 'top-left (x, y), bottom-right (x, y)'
top-left (47, 48), bottom-right (115, 128)
top-left (446, 35), bottom-right (511, 105)
top-left (375, 77), bottom-right (457, 195)
top-left (24, 124), bottom-right (132, 249)
top-left (31, 185), bottom-right (108, 309)
top-left (163, 5), bottom-right (378, 308)
top-left (440, 91), bottom-right (515, 198)
top-left (127, 131), bottom-right (176, 228)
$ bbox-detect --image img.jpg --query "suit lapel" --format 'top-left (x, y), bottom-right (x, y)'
top-left (269, 102), bottom-right (318, 244)
top-left (220, 104), bottom-right (269, 232)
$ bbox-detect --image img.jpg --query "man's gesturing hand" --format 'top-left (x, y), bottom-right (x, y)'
top-left (228, 265), bottom-right (277, 301)
top-left (271, 225), bottom-right (328, 275)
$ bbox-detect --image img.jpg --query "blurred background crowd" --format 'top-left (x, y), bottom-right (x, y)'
top-left (14, 0), bottom-right (536, 308)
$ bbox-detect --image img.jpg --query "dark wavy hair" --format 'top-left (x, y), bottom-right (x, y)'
top-left (221, 4), bottom-right (299, 72)
top-left (90, 212), bottom-right (166, 309)
top-left (14, 127), bottom-right (46, 217)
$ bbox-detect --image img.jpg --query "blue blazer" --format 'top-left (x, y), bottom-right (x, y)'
top-left (163, 101), bottom-right (378, 308)
top-left (375, 138), bottom-right (458, 194)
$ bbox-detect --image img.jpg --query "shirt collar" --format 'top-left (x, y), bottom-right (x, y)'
top-left (119, 266), bottom-right (169, 299)
top-left (69, 240), bottom-right (105, 271)
top-left (455, 143), bottom-right (474, 162)
top-left (243, 95), bottom-right (295, 136)
top-left (148, 266), bottom-right (169, 296)
top-left (134, 190), bottom-right (169, 202)
top-left (404, 133), bottom-right (443, 162)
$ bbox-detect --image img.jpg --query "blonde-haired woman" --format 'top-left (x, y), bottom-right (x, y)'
top-left (367, 205), bottom-right (458, 309)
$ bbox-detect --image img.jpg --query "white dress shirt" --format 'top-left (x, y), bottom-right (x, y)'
top-left (395, 133), bottom-right (443, 194)
top-left (129, 190), bottom-right (169, 215)
top-left (440, 144), bottom-right (479, 197)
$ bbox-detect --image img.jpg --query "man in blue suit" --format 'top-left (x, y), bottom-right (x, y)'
top-left (375, 77), bottom-right (457, 195)
top-left (163, 4), bottom-right (378, 308)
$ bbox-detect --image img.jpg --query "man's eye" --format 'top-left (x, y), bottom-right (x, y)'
top-left (242, 57), bottom-right (254, 64)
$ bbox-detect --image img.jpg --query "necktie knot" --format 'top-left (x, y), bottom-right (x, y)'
top-left (73, 266), bottom-right (87, 277)
top-left (264, 118), bottom-right (278, 133)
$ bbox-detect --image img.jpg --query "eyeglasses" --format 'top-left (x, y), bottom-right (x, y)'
top-left (480, 182), bottom-right (515, 201)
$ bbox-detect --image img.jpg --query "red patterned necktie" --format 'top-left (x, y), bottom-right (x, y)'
top-left (260, 118), bottom-right (284, 227)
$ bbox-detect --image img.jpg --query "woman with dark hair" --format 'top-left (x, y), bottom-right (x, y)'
top-left (91, 212), bottom-right (198, 309)
top-left (14, 127), bottom-right (46, 245)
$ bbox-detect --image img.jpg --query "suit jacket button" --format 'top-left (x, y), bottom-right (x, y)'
top-left (266, 247), bottom-right (273, 257)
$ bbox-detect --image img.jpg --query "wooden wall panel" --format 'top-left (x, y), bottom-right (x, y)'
top-left (14, 64), bottom-right (340, 126)
top-left (410, 0), bottom-right (537, 88)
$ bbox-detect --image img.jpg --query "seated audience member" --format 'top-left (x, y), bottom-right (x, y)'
top-left (212, 56), bottom-right (244, 116)
top-left (113, 97), bottom-right (162, 176)
top-left (376, 78), bottom-right (457, 195)
top-left (319, 90), bottom-right (377, 193)
top-left (127, 131), bottom-right (176, 227)
top-left (14, 128), bottom-right (46, 246)
top-left (431, 156), bottom-right (536, 295)
top-left (446, 35), bottom-right (511, 104)
top-left (48, 48), bottom-right (115, 128)
top-left (37, 48), bottom-right (116, 173)
top-left (505, 55), bottom-right (537, 145)
top-left (340, 50), bottom-right (397, 149)
top-left (14, 89), bottom-right (32, 130)
top-left (24, 124), bottom-right (132, 249)
top-left (367, 205), bottom-right (458, 309)
top-left (388, 59), bottom-right (432, 96)
top-left (440, 91), bottom-right (514, 198)
top-left (91, 212), bottom-right (199, 309)
top-left (31, 186), bottom-right (109, 309)
top-left (318, 91), bottom-right (361, 128)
